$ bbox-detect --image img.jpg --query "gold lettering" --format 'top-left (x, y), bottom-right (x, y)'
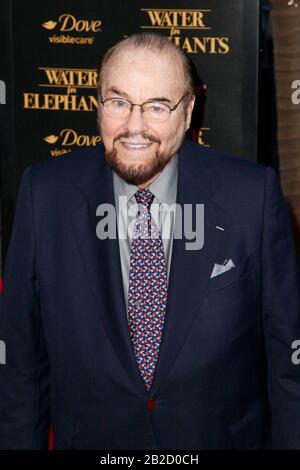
top-left (181, 37), bottom-right (194, 54)
top-left (59, 13), bottom-right (101, 32)
top-left (59, 14), bottom-right (76, 31)
top-left (162, 12), bottom-right (173, 27)
top-left (191, 37), bottom-right (207, 53)
top-left (169, 36), bottom-right (230, 54)
top-left (23, 93), bottom-right (37, 108)
top-left (147, 10), bottom-right (165, 26)
top-left (45, 94), bottom-right (61, 110)
top-left (44, 69), bottom-right (64, 85)
top-left (218, 37), bottom-right (230, 54)
top-left (181, 12), bottom-right (192, 27)
top-left (77, 96), bottom-right (90, 111)
top-left (23, 93), bottom-right (97, 111)
top-left (187, 128), bottom-right (210, 147)
top-left (60, 128), bottom-right (101, 146)
top-left (197, 128), bottom-right (210, 146)
top-left (193, 11), bottom-right (205, 28)
top-left (171, 36), bottom-right (181, 48)
top-left (41, 68), bottom-right (97, 87)
top-left (48, 35), bottom-right (94, 44)
top-left (61, 128), bottom-right (77, 145)
top-left (50, 148), bottom-right (72, 157)
top-left (171, 11), bottom-right (179, 27)
top-left (145, 9), bottom-right (207, 28)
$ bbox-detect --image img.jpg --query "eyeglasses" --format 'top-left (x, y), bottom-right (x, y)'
top-left (99, 93), bottom-right (188, 123)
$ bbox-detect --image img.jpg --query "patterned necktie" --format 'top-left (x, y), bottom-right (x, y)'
top-left (127, 188), bottom-right (168, 391)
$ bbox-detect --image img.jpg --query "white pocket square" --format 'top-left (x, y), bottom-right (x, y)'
top-left (210, 259), bottom-right (235, 278)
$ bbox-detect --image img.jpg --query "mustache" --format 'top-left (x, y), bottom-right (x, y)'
top-left (113, 132), bottom-right (161, 145)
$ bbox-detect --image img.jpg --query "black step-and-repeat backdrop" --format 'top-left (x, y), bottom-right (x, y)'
top-left (0, 0), bottom-right (260, 268)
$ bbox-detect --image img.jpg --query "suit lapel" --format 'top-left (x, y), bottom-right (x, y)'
top-left (70, 147), bottom-right (151, 395)
top-left (70, 141), bottom-right (227, 398)
top-left (148, 141), bottom-right (227, 396)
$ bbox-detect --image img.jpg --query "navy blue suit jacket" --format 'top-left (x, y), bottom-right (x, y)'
top-left (0, 139), bottom-right (299, 449)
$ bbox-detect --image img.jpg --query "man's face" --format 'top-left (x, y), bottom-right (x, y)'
top-left (98, 47), bottom-right (195, 186)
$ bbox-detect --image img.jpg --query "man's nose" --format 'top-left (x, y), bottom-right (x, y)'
top-left (124, 105), bottom-right (148, 134)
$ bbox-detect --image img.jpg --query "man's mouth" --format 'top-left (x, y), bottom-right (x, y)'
top-left (119, 141), bottom-right (154, 150)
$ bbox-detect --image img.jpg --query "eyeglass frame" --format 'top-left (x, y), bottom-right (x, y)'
top-left (99, 92), bottom-right (189, 122)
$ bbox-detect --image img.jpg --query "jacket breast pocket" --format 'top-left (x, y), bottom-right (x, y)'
top-left (205, 253), bottom-right (258, 296)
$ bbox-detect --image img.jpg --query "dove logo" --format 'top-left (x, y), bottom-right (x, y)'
top-left (42, 20), bottom-right (58, 31)
top-left (44, 129), bottom-right (101, 148)
top-left (42, 14), bottom-right (102, 33)
top-left (0, 340), bottom-right (6, 365)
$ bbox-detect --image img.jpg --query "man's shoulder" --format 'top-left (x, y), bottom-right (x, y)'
top-left (27, 144), bottom-right (104, 185)
top-left (181, 140), bottom-right (275, 213)
top-left (182, 139), bottom-right (267, 185)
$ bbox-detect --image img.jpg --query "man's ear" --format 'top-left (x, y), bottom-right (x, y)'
top-left (185, 95), bottom-right (196, 131)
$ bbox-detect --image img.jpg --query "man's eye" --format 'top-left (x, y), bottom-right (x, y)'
top-left (112, 100), bottom-right (126, 108)
top-left (148, 104), bottom-right (165, 113)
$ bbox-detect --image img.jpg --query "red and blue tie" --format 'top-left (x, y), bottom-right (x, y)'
top-left (128, 188), bottom-right (168, 391)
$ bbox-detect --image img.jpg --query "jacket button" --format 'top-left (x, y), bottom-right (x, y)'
top-left (147, 398), bottom-right (156, 411)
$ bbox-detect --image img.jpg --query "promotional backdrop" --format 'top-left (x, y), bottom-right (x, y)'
top-left (0, 0), bottom-right (260, 267)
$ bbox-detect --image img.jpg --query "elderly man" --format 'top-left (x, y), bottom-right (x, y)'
top-left (0, 32), bottom-right (299, 450)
